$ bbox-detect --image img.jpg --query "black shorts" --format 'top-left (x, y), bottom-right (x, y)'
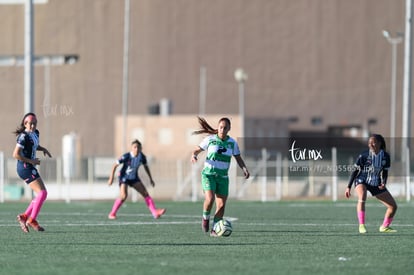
top-left (17, 162), bottom-right (40, 184)
top-left (119, 178), bottom-right (142, 186)
top-left (355, 181), bottom-right (387, 196)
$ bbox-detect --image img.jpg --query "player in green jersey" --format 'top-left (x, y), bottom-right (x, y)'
top-left (191, 117), bottom-right (250, 236)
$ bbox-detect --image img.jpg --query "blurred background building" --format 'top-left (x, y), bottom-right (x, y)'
top-left (0, 0), bottom-right (411, 201)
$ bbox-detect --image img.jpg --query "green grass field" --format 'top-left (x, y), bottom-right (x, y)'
top-left (1, 200), bottom-right (413, 275)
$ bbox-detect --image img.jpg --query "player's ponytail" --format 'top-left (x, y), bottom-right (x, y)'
top-left (192, 116), bottom-right (231, 135)
top-left (192, 117), bottom-right (217, 135)
top-left (372, 134), bottom-right (386, 151)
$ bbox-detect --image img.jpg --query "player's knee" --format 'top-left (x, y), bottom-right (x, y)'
top-left (204, 197), bottom-right (214, 207)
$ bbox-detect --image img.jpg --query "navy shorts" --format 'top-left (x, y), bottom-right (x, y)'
top-left (119, 178), bottom-right (142, 186)
top-left (355, 181), bottom-right (387, 196)
top-left (17, 163), bottom-right (40, 184)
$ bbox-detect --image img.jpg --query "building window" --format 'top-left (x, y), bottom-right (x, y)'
top-left (311, 117), bottom-right (323, 126)
top-left (186, 129), bottom-right (201, 145)
top-left (159, 128), bottom-right (173, 145)
top-left (131, 128), bottom-right (145, 143)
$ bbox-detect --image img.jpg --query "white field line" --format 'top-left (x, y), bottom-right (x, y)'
top-left (0, 213), bottom-right (239, 227)
top-left (0, 212), bottom-right (413, 228)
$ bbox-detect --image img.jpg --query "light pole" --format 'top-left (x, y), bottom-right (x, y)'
top-left (24, 0), bottom-right (34, 114)
top-left (382, 30), bottom-right (403, 161)
top-left (199, 66), bottom-right (207, 116)
top-left (234, 68), bottom-right (248, 137)
top-left (122, 0), bottom-right (131, 153)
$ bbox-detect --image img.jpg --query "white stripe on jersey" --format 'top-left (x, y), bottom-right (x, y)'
top-left (366, 150), bottom-right (384, 186)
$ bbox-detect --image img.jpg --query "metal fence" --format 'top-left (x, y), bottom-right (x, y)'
top-left (1, 148), bottom-right (412, 202)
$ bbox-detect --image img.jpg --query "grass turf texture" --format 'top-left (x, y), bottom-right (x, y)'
top-left (1, 200), bottom-right (413, 275)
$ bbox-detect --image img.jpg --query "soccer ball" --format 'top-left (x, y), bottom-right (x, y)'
top-left (213, 219), bottom-right (233, 237)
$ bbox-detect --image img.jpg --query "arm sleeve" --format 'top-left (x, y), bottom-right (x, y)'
top-left (381, 169), bottom-right (388, 184)
top-left (233, 140), bottom-right (240, 156)
top-left (348, 153), bottom-right (363, 188)
top-left (381, 151), bottom-right (390, 184)
top-left (16, 133), bottom-right (26, 148)
top-left (198, 136), bottom-right (210, 151)
top-left (117, 153), bottom-right (128, 165)
top-left (347, 169), bottom-right (358, 188)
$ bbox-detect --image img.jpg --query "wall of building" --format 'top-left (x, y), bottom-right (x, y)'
top-left (0, 0), bottom-right (406, 160)
top-left (114, 114), bottom-right (242, 160)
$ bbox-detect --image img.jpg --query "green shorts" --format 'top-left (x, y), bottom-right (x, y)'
top-left (201, 173), bottom-right (229, 196)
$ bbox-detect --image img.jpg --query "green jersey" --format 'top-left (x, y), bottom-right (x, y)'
top-left (198, 134), bottom-right (240, 177)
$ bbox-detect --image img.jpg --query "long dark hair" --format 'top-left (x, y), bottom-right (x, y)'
top-left (131, 139), bottom-right (142, 148)
top-left (192, 116), bottom-right (231, 135)
top-left (371, 133), bottom-right (386, 151)
top-left (13, 112), bottom-right (37, 136)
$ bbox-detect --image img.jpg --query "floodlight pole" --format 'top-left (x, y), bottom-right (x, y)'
top-left (402, 0), bottom-right (413, 162)
top-left (121, 0), bottom-right (131, 153)
top-left (382, 30), bottom-right (403, 161)
top-left (400, 0), bottom-right (414, 202)
top-left (199, 66), bottom-right (207, 115)
top-left (24, 0), bottom-right (34, 114)
top-left (234, 68), bottom-right (248, 138)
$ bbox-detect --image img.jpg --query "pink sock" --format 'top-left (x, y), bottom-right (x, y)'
top-left (357, 211), bottom-right (365, 225)
top-left (110, 198), bottom-right (124, 216)
top-left (24, 200), bottom-right (35, 217)
top-left (30, 190), bottom-right (47, 220)
top-left (382, 217), bottom-right (393, 227)
top-left (145, 196), bottom-right (156, 214)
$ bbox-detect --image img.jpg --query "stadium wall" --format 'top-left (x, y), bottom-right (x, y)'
top-left (0, 0), bottom-right (407, 162)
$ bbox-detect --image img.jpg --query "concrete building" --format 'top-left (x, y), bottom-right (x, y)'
top-left (0, 0), bottom-right (407, 161)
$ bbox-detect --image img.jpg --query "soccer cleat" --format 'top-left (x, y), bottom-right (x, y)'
top-left (153, 208), bottom-right (166, 219)
top-left (108, 214), bottom-right (117, 220)
top-left (202, 218), bottom-right (209, 233)
top-left (26, 219), bottom-right (45, 232)
top-left (209, 229), bottom-right (219, 237)
top-left (17, 214), bottom-right (29, 233)
top-left (379, 226), bottom-right (397, 233)
top-left (359, 224), bottom-right (367, 234)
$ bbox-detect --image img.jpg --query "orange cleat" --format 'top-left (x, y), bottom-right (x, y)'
top-left (153, 208), bottom-right (166, 219)
top-left (17, 214), bottom-right (29, 233)
top-left (26, 218), bottom-right (45, 232)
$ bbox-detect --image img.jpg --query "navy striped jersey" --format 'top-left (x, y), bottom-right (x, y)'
top-left (117, 152), bottom-right (147, 181)
top-left (16, 130), bottom-right (40, 165)
top-left (354, 149), bottom-right (390, 186)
